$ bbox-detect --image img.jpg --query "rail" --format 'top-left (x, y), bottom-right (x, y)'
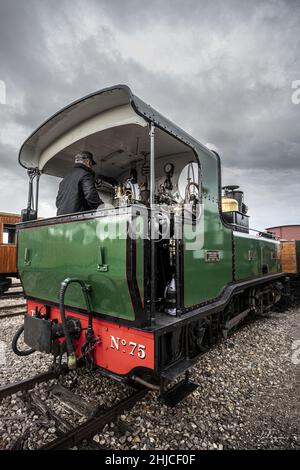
top-left (0, 368), bottom-right (68, 401)
top-left (40, 387), bottom-right (148, 450)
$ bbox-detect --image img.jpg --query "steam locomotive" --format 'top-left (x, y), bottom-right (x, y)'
top-left (13, 85), bottom-right (290, 405)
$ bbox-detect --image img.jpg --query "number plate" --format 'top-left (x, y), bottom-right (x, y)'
top-left (205, 250), bottom-right (220, 262)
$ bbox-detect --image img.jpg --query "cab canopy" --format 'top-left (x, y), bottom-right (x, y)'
top-left (19, 85), bottom-right (198, 180)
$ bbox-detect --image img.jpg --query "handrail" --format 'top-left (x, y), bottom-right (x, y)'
top-left (231, 223), bottom-right (279, 240)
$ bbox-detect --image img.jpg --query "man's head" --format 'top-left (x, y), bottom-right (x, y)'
top-left (74, 150), bottom-right (96, 168)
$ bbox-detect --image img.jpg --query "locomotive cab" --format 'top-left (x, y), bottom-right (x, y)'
top-left (18, 86), bottom-right (201, 327)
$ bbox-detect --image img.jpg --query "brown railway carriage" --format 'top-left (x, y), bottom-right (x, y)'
top-left (281, 241), bottom-right (300, 274)
top-left (266, 224), bottom-right (300, 241)
top-left (280, 240), bottom-right (300, 299)
top-left (266, 225), bottom-right (300, 299)
top-left (0, 212), bottom-right (21, 293)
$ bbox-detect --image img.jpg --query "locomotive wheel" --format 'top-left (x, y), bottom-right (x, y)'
top-left (12, 325), bottom-right (35, 356)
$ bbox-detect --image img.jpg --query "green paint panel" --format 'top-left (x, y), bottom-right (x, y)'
top-left (183, 202), bottom-right (233, 306)
top-left (18, 216), bottom-right (135, 320)
top-left (183, 147), bottom-right (233, 307)
top-left (234, 233), bottom-right (281, 280)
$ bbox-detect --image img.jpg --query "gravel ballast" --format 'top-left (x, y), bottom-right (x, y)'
top-left (0, 307), bottom-right (299, 450)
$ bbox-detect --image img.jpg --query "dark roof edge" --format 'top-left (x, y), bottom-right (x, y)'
top-left (18, 84), bottom-right (217, 170)
top-left (18, 84), bottom-right (133, 170)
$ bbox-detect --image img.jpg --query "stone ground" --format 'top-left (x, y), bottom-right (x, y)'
top-left (0, 305), bottom-right (299, 450)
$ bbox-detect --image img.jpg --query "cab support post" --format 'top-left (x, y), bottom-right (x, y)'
top-left (22, 168), bottom-right (41, 222)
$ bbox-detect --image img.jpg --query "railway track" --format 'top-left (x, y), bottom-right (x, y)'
top-left (0, 283), bottom-right (25, 317)
top-left (0, 367), bottom-right (147, 450)
top-left (0, 290), bottom-right (24, 300)
top-left (0, 282), bottom-right (24, 300)
top-left (0, 303), bottom-right (26, 311)
top-left (0, 368), bottom-right (67, 401)
top-left (41, 387), bottom-right (148, 450)
top-left (0, 302), bottom-right (26, 319)
top-left (0, 311), bottom-right (26, 319)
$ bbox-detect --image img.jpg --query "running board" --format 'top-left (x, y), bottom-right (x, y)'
top-left (161, 358), bottom-right (196, 382)
top-left (222, 308), bottom-right (251, 339)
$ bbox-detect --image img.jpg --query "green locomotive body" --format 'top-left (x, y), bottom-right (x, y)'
top-left (18, 212), bottom-right (138, 321)
top-left (15, 85), bottom-right (285, 403)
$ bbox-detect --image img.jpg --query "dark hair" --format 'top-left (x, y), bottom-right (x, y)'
top-left (74, 150), bottom-right (96, 165)
top-left (76, 151), bottom-right (93, 160)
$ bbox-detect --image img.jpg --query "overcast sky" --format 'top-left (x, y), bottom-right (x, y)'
top-left (0, 0), bottom-right (299, 229)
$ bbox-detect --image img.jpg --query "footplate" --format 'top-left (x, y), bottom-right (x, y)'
top-left (159, 379), bottom-right (199, 407)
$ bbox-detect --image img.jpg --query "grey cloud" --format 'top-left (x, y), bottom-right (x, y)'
top-left (0, 0), bottom-right (299, 228)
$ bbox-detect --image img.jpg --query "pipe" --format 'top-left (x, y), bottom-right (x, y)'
top-left (35, 171), bottom-right (41, 216)
top-left (59, 277), bottom-right (94, 370)
top-left (175, 238), bottom-right (182, 317)
top-left (131, 375), bottom-right (160, 391)
top-left (12, 325), bottom-right (35, 356)
top-left (149, 123), bottom-right (155, 207)
top-left (27, 171), bottom-right (34, 211)
top-left (149, 123), bottom-right (156, 322)
top-left (185, 182), bottom-right (199, 203)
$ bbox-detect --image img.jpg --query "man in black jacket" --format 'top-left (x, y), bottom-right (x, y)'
top-left (56, 151), bottom-right (103, 216)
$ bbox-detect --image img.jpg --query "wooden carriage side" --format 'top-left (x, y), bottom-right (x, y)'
top-left (0, 212), bottom-right (21, 276)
